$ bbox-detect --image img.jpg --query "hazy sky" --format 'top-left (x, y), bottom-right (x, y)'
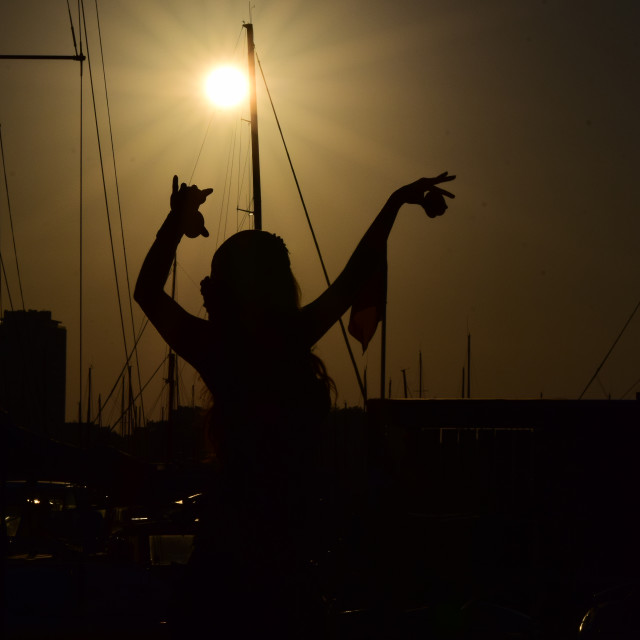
top-left (1, 0), bottom-right (639, 424)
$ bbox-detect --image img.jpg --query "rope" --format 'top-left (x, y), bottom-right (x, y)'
top-left (255, 52), bottom-right (365, 401)
top-left (0, 254), bottom-right (15, 311)
top-left (0, 124), bottom-right (25, 309)
top-left (81, 5), bottom-right (131, 379)
top-left (621, 374), bottom-right (640, 400)
top-left (95, 316), bottom-right (149, 423)
top-left (189, 113), bottom-right (215, 185)
top-left (78, 0), bottom-right (84, 423)
top-left (217, 118), bottom-right (245, 245)
top-left (579, 295), bottom-right (640, 399)
top-left (239, 125), bottom-right (252, 229)
top-left (93, 0), bottom-right (146, 425)
top-left (144, 383), bottom-right (167, 427)
top-left (193, 25), bottom-right (247, 241)
top-left (66, 0), bottom-right (79, 56)
top-left (216, 124), bottom-right (238, 247)
top-left (107, 355), bottom-right (167, 434)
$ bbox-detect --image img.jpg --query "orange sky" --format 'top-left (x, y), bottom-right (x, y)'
top-left (1, 0), bottom-right (639, 425)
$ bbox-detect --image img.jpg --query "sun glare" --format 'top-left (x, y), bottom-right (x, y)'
top-left (205, 66), bottom-right (249, 108)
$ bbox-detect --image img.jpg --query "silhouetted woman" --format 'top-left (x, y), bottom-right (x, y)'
top-left (134, 172), bottom-right (455, 637)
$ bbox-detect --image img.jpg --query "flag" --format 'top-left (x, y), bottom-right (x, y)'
top-left (348, 256), bottom-right (387, 352)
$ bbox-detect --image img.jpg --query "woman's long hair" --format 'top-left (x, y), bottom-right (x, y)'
top-left (199, 231), bottom-right (334, 462)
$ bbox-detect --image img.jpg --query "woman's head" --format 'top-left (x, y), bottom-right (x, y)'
top-left (200, 230), bottom-right (300, 319)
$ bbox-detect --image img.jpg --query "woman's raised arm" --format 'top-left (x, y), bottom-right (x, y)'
top-left (299, 173), bottom-right (455, 347)
top-left (134, 176), bottom-right (214, 369)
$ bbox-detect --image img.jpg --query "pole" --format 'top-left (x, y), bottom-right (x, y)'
top-left (467, 333), bottom-right (471, 399)
top-left (120, 377), bottom-right (125, 438)
top-left (167, 353), bottom-right (176, 464)
top-left (127, 365), bottom-right (134, 433)
top-left (0, 54), bottom-right (85, 61)
top-left (379, 266), bottom-right (388, 400)
top-left (86, 367), bottom-right (92, 425)
top-left (244, 23), bottom-right (262, 230)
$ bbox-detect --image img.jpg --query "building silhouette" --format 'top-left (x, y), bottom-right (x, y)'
top-left (0, 310), bottom-right (66, 434)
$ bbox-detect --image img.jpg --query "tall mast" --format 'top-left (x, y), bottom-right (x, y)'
top-left (244, 23), bottom-right (262, 230)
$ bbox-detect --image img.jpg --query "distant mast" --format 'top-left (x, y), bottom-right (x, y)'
top-left (244, 23), bottom-right (262, 230)
top-left (467, 332), bottom-right (471, 398)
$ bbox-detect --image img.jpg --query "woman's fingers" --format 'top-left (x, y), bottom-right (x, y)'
top-left (431, 185), bottom-right (456, 199)
top-left (431, 172), bottom-right (456, 185)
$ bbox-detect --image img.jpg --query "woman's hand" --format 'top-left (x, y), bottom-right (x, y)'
top-left (170, 175), bottom-right (214, 237)
top-left (394, 172), bottom-right (456, 218)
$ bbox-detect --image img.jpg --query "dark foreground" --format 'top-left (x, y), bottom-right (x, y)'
top-left (3, 399), bottom-right (639, 638)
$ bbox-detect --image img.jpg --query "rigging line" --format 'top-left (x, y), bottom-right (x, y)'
top-left (0, 254), bottom-right (15, 311)
top-left (80, 6), bottom-right (130, 369)
top-left (192, 27), bottom-right (246, 229)
top-left (178, 364), bottom-right (202, 411)
top-left (579, 295), bottom-right (640, 399)
top-left (231, 122), bottom-right (241, 234)
top-left (0, 125), bottom-right (25, 309)
top-left (232, 126), bottom-right (241, 233)
top-left (239, 121), bottom-right (250, 229)
top-left (66, 0), bottom-right (79, 56)
top-left (94, 316), bottom-right (149, 420)
top-left (215, 137), bottom-right (228, 246)
top-left (218, 121), bottom-right (240, 246)
top-left (189, 111), bottom-right (215, 185)
top-left (234, 127), bottom-right (240, 233)
top-left (215, 138), bottom-right (231, 247)
top-left (210, 31), bottom-right (251, 230)
top-left (142, 385), bottom-right (164, 425)
top-left (621, 374), bottom-right (640, 400)
top-left (235, 121), bottom-right (250, 229)
top-left (106, 355), bottom-right (167, 433)
top-left (595, 375), bottom-right (609, 399)
top-left (255, 53), bottom-right (366, 400)
top-left (93, 0), bottom-right (146, 426)
top-left (239, 125), bottom-right (253, 229)
top-left (215, 123), bottom-right (235, 247)
top-left (78, 0), bottom-right (84, 423)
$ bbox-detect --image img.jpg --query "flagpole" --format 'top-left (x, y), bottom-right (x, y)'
top-left (379, 266), bottom-right (387, 399)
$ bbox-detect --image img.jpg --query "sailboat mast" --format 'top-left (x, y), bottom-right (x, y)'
top-left (244, 23), bottom-right (262, 230)
top-left (467, 332), bottom-right (471, 399)
top-left (86, 366), bottom-right (92, 424)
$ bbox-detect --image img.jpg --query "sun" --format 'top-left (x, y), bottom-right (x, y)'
top-left (204, 66), bottom-right (249, 108)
